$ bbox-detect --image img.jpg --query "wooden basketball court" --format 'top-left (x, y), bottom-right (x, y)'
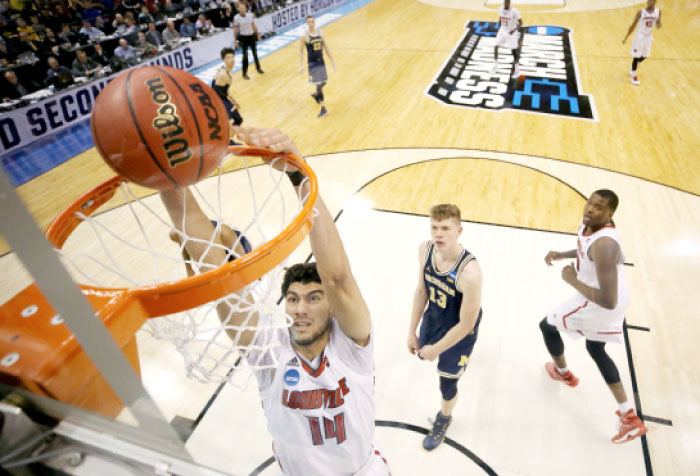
top-left (2, 0), bottom-right (699, 475)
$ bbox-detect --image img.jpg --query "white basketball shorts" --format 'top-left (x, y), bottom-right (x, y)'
top-left (546, 293), bottom-right (629, 344)
top-left (495, 28), bottom-right (520, 50)
top-left (631, 33), bottom-right (653, 58)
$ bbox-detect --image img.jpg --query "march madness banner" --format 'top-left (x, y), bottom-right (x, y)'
top-left (427, 21), bottom-right (597, 121)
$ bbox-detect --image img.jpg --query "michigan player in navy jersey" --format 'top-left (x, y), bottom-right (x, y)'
top-left (408, 204), bottom-right (483, 451)
top-left (299, 15), bottom-right (335, 118)
top-left (211, 47), bottom-right (243, 142)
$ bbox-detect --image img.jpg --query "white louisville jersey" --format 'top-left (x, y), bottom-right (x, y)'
top-left (636, 8), bottom-right (660, 36)
top-left (498, 6), bottom-right (521, 30)
top-left (257, 320), bottom-right (379, 476)
top-left (576, 222), bottom-right (630, 308)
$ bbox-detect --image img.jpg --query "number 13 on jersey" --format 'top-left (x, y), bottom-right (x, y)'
top-left (428, 285), bottom-right (447, 308)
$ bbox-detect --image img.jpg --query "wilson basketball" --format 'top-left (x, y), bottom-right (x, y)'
top-left (91, 66), bottom-right (230, 190)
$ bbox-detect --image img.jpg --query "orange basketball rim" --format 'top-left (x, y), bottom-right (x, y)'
top-left (0, 147), bottom-right (317, 417)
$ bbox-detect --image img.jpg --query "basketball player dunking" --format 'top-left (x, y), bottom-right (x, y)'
top-left (540, 190), bottom-right (648, 444)
top-left (408, 204), bottom-right (483, 451)
top-left (623, 0), bottom-right (661, 86)
top-left (490, 0), bottom-right (523, 79)
top-left (161, 128), bottom-right (390, 475)
top-left (299, 15), bottom-right (335, 118)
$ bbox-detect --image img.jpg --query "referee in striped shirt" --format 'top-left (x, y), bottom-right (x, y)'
top-left (233, 3), bottom-right (264, 79)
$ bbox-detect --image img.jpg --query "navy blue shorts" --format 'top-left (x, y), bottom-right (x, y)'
top-left (419, 311), bottom-right (482, 378)
top-left (210, 221), bottom-right (252, 261)
top-left (308, 60), bottom-right (327, 84)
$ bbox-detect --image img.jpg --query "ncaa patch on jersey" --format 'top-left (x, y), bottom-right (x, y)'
top-left (284, 368), bottom-right (300, 386)
top-left (426, 21), bottom-right (597, 121)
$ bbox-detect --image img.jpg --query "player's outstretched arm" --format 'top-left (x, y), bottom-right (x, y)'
top-left (234, 127), bottom-right (371, 346)
top-left (160, 188), bottom-right (257, 345)
top-left (656, 10), bottom-right (662, 29)
top-left (419, 260), bottom-right (482, 361)
top-left (408, 241), bottom-right (429, 354)
top-left (560, 237), bottom-right (619, 310)
top-left (623, 10), bottom-right (641, 43)
top-left (544, 249), bottom-right (576, 266)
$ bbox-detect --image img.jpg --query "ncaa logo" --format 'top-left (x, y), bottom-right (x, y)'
top-left (284, 369), bottom-right (300, 386)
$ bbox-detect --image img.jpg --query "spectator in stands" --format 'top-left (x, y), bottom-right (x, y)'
top-left (91, 42), bottom-right (109, 65)
top-left (145, 21), bottom-right (162, 46)
top-left (195, 13), bottom-right (207, 29)
top-left (15, 17), bottom-right (40, 41)
top-left (2, 69), bottom-right (39, 101)
top-left (123, 15), bottom-right (140, 41)
top-left (138, 4), bottom-right (153, 24)
top-left (162, 20), bottom-right (180, 43)
top-left (163, 0), bottom-right (178, 16)
top-left (15, 30), bottom-right (42, 58)
top-left (46, 55), bottom-right (72, 80)
top-left (134, 30), bottom-right (156, 55)
top-left (79, 19), bottom-right (104, 39)
top-left (112, 13), bottom-right (127, 35)
top-left (37, 7), bottom-right (60, 33)
top-left (99, 0), bottom-right (115, 14)
top-left (113, 37), bottom-right (137, 61)
top-left (81, 1), bottom-right (102, 23)
top-left (150, 4), bottom-right (166, 22)
top-left (179, 16), bottom-right (196, 37)
top-left (29, 14), bottom-right (46, 38)
top-left (94, 15), bottom-right (109, 34)
top-left (58, 23), bottom-right (79, 44)
top-left (41, 27), bottom-right (62, 56)
top-left (0, 39), bottom-right (16, 66)
top-left (71, 48), bottom-right (102, 77)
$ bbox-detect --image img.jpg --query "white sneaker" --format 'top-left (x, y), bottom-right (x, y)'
top-left (630, 76), bottom-right (640, 85)
top-left (511, 65), bottom-right (520, 78)
top-left (489, 62), bottom-right (498, 74)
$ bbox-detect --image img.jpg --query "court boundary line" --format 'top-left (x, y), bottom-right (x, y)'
top-left (310, 147), bottom-right (700, 199)
top-left (247, 419), bottom-right (500, 475)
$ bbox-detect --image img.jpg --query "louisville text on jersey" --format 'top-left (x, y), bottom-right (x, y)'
top-left (282, 378), bottom-right (351, 410)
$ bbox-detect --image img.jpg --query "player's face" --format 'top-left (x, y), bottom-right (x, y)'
top-left (306, 17), bottom-right (315, 29)
top-left (647, 0), bottom-right (655, 8)
top-left (582, 193), bottom-right (614, 228)
top-left (430, 218), bottom-right (462, 250)
top-left (285, 282), bottom-right (332, 347)
top-left (504, 0), bottom-right (510, 9)
top-left (223, 53), bottom-right (235, 69)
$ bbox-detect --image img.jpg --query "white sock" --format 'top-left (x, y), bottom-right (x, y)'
top-left (556, 366), bottom-right (569, 375)
top-left (619, 401), bottom-right (633, 414)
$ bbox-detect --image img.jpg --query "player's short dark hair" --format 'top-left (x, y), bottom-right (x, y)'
top-left (220, 47), bottom-right (235, 59)
top-left (281, 262), bottom-right (322, 295)
top-left (307, 15), bottom-right (314, 19)
top-left (593, 189), bottom-right (619, 213)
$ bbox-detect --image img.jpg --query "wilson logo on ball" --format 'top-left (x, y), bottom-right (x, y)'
top-left (91, 65), bottom-right (229, 191)
top-left (188, 83), bottom-right (223, 142)
top-left (146, 76), bottom-right (192, 168)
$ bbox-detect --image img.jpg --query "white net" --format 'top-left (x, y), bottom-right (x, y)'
top-left (53, 152), bottom-right (313, 388)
